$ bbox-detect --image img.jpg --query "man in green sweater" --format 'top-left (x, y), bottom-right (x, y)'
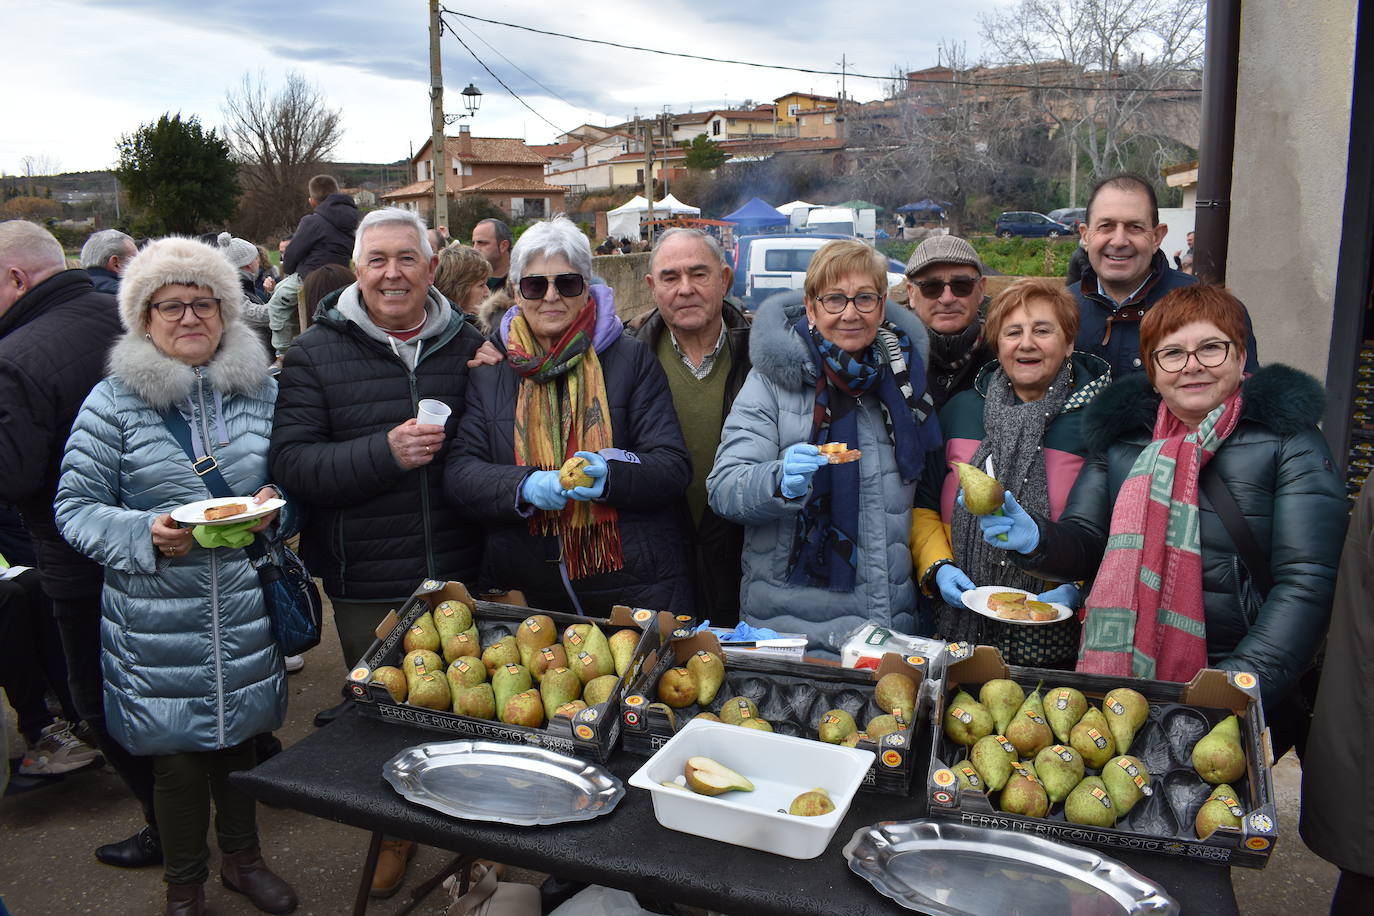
top-left (634, 229), bottom-right (753, 626)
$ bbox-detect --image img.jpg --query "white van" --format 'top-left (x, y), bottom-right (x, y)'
top-left (737, 235), bottom-right (905, 309)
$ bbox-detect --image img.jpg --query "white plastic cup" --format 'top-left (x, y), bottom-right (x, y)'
top-left (416, 398), bottom-right (451, 428)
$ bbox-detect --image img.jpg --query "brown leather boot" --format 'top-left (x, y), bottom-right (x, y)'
top-left (369, 839), bottom-right (416, 898)
top-left (220, 846), bottom-right (299, 914)
top-left (165, 883), bottom-right (205, 916)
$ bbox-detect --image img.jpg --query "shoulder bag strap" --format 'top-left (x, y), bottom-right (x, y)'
top-left (1201, 472), bottom-right (1275, 596)
top-left (158, 406), bottom-right (268, 561)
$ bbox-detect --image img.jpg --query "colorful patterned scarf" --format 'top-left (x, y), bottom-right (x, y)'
top-left (508, 303), bottom-right (623, 579)
top-left (1078, 389), bottom-right (1243, 681)
top-left (786, 317), bottom-right (939, 591)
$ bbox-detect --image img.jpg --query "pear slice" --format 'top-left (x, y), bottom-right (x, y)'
top-left (683, 756), bottom-right (754, 795)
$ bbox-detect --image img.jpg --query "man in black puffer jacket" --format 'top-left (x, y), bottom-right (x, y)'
top-left (281, 174), bottom-right (358, 280)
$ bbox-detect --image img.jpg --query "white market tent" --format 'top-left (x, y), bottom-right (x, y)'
top-left (606, 195), bottom-right (651, 240)
top-left (653, 194), bottom-right (701, 216)
top-left (775, 200), bottom-right (818, 216)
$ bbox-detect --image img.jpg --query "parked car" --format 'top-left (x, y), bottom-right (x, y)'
top-left (994, 211), bottom-right (1073, 238)
top-left (1048, 207), bottom-right (1087, 231)
top-left (730, 234), bottom-right (906, 309)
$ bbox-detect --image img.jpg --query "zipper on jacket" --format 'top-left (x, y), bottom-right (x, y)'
top-left (193, 367), bottom-right (228, 746)
top-left (409, 371), bottom-right (437, 579)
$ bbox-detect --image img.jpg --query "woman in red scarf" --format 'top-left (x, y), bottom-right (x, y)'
top-left (444, 218), bottom-right (692, 616)
top-left (976, 286), bottom-right (1345, 759)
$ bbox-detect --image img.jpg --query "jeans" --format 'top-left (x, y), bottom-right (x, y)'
top-left (52, 596), bottom-right (157, 827)
top-left (153, 741), bottom-right (258, 886)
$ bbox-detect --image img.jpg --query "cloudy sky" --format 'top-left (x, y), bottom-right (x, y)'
top-left (6, 0), bottom-right (1006, 175)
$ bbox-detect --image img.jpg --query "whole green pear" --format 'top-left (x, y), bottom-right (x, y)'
top-left (1195, 783), bottom-right (1245, 838)
top-left (446, 656), bottom-right (487, 696)
top-left (955, 462), bottom-right (1005, 516)
top-left (999, 762), bottom-right (1049, 818)
top-left (1102, 688), bottom-right (1150, 754)
top-left (608, 628), bottom-right (640, 678)
top-left (818, 709), bottom-right (858, 744)
top-left (867, 714), bottom-right (903, 741)
top-left (1064, 776), bottom-right (1117, 827)
top-left (453, 683), bottom-right (496, 719)
top-left (979, 679), bottom-right (1025, 735)
top-left (582, 674), bottom-right (620, 707)
top-left (403, 611), bottom-right (441, 654)
top-left (481, 635), bottom-right (520, 677)
top-left (687, 650), bottom-right (726, 706)
top-left (943, 689), bottom-right (994, 747)
top-left (1005, 683), bottom-right (1053, 757)
top-left (540, 667), bottom-right (582, 720)
top-left (1102, 755), bottom-right (1152, 819)
top-left (719, 695), bottom-right (759, 725)
top-left (407, 672), bottom-right (451, 710)
top-left (875, 672), bottom-right (918, 723)
top-left (1070, 706), bottom-right (1117, 769)
top-left (502, 689), bottom-right (545, 728)
top-left (492, 663), bottom-right (532, 715)
top-left (1045, 686), bottom-right (1088, 744)
top-left (1033, 744), bottom-right (1085, 805)
top-left (371, 665), bottom-right (407, 703)
top-left (433, 600), bottom-right (473, 644)
top-left (970, 734), bottom-right (1017, 791)
top-left (1192, 715), bottom-right (1246, 784)
top-left (951, 759), bottom-right (986, 793)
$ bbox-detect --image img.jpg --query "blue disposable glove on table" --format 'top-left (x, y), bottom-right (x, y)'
top-left (1036, 582), bottom-right (1081, 608)
top-left (780, 443), bottom-right (828, 499)
top-left (934, 563), bottom-right (977, 607)
top-left (564, 450), bottom-right (608, 501)
top-left (973, 491), bottom-right (1041, 554)
top-left (521, 470), bottom-right (568, 511)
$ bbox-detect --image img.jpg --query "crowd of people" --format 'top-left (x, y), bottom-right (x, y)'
top-left (0, 168), bottom-right (1366, 914)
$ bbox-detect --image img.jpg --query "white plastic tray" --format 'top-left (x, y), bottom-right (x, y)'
top-left (628, 719), bottom-right (874, 859)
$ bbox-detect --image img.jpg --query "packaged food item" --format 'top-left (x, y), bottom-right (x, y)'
top-left (840, 624), bottom-right (946, 671)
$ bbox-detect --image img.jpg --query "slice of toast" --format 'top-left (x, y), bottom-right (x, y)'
top-left (818, 442), bottom-right (862, 464)
top-left (204, 502), bottom-right (248, 520)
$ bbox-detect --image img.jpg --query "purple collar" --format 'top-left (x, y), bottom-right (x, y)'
top-left (500, 284), bottom-right (623, 353)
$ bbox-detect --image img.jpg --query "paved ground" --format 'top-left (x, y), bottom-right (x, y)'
top-left (0, 607), bottom-right (1340, 914)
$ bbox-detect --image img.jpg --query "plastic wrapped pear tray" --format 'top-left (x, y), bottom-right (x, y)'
top-left (344, 580), bottom-right (666, 763)
top-left (925, 645), bottom-right (1278, 868)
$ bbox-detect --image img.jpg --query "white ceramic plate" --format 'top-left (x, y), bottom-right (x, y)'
top-left (960, 586), bottom-right (1072, 626)
top-left (170, 496), bottom-right (285, 527)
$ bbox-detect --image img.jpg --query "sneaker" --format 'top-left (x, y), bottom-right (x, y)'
top-left (19, 721), bottom-right (103, 776)
top-left (284, 654), bottom-right (305, 673)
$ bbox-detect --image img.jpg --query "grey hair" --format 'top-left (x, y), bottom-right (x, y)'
top-left (353, 207), bottom-right (433, 264)
top-left (649, 228), bottom-right (729, 273)
top-left (0, 220), bottom-right (66, 273)
top-left (80, 229), bottom-right (136, 270)
top-left (509, 217), bottom-right (592, 288)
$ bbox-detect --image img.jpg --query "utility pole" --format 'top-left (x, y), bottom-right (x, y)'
top-left (429, 0), bottom-right (448, 233)
top-left (836, 54), bottom-right (848, 139)
top-left (642, 118), bottom-right (655, 244)
top-left (1068, 134), bottom-right (1078, 208)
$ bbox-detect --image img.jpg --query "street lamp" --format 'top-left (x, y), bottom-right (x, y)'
top-left (444, 83), bottom-right (483, 125)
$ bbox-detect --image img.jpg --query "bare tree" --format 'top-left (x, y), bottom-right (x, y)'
top-left (980, 0), bottom-right (1205, 184)
top-left (20, 154), bottom-right (61, 197)
top-left (223, 70), bottom-right (343, 239)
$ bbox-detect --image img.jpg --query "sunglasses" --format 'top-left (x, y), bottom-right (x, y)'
top-left (911, 276), bottom-right (979, 299)
top-left (518, 273), bottom-right (586, 300)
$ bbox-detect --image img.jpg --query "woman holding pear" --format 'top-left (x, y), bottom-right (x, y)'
top-left (976, 286), bottom-right (1345, 758)
top-left (913, 279), bottom-right (1110, 666)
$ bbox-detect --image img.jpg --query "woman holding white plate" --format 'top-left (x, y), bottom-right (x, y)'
top-left (56, 237), bottom-right (298, 915)
top-left (912, 278), bottom-right (1110, 667)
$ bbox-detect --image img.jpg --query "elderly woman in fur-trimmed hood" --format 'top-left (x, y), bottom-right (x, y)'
top-left (55, 237), bottom-right (299, 915)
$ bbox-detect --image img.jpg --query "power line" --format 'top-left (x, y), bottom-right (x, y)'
top-left (440, 20), bottom-right (569, 137)
top-left (449, 16), bottom-right (594, 122)
top-left (441, 8), bottom-right (1202, 95)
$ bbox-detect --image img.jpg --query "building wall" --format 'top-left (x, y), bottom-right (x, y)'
top-left (591, 252), bottom-right (653, 322)
top-left (1229, 1), bottom-right (1358, 379)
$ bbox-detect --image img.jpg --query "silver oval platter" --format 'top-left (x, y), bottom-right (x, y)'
top-left (383, 740), bottom-right (624, 826)
top-left (844, 819), bottom-right (1179, 916)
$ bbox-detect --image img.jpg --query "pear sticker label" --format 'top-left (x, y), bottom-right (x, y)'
top-left (951, 706), bottom-right (972, 724)
top-left (1088, 727), bottom-right (1108, 749)
top-left (504, 664), bottom-right (520, 675)
top-left (525, 619), bottom-right (543, 633)
top-left (567, 631), bottom-right (585, 647)
top-left (1052, 745), bottom-right (1073, 762)
top-left (996, 736), bottom-right (1016, 754)
top-left (959, 766), bottom-right (982, 787)
top-left (456, 660), bottom-right (472, 673)
top-left (1106, 699), bottom-right (1125, 716)
top-left (1024, 709), bottom-right (1046, 725)
top-left (1090, 786), bottom-right (1113, 808)
top-left (1055, 690), bottom-right (1071, 710)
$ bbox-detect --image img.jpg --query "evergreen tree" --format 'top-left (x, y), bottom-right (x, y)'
top-left (682, 135), bottom-right (728, 171)
top-left (115, 113), bottom-right (240, 236)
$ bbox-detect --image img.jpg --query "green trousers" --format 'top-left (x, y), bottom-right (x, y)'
top-left (331, 599), bottom-right (397, 669)
top-left (153, 740), bottom-right (258, 886)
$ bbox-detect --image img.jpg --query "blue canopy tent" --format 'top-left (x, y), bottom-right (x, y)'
top-left (722, 197), bottom-right (788, 227)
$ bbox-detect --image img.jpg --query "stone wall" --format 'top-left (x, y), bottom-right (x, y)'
top-left (592, 252), bottom-right (654, 323)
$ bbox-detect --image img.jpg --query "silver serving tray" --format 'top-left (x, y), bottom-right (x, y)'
top-left (383, 740), bottom-right (623, 826)
top-left (844, 820), bottom-right (1179, 916)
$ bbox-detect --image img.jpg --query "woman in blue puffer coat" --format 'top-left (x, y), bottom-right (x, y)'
top-left (56, 237), bottom-right (299, 916)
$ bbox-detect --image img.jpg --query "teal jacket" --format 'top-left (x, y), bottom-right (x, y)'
top-left (56, 322), bottom-right (288, 755)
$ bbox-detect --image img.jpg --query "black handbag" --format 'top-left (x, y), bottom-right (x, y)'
top-left (158, 408), bottom-right (322, 656)
top-left (1202, 473), bottom-right (1320, 759)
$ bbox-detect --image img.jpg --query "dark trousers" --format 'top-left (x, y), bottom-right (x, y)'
top-left (52, 596), bottom-right (157, 827)
top-left (0, 570), bottom-right (77, 742)
top-left (330, 599), bottom-right (395, 669)
top-left (1332, 869), bottom-right (1374, 915)
top-left (153, 741), bottom-right (258, 886)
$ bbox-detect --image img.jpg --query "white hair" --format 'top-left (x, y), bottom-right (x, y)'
top-left (353, 208), bottom-right (433, 264)
top-left (80, 229), bottom-right (135, 270)
top-left (649, 227), bottom-right (729, 273)
top-left (0, 220), bottom-right (66, 275)
top-left (509, 217), bottom-right (592, 286)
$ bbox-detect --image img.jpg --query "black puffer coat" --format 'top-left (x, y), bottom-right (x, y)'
top-left (1018, 366), bottom-right (1346, 708)
top-left (0, 269), bottom-right (120, 599)
top-left (630, 301), bottom-right (751, 625)
top-left (446, 324), bottom-right (692, 617)
top-left (269, 297), bottom-right (485, 601)
top-left (283, 192), bottom-right (358, 279)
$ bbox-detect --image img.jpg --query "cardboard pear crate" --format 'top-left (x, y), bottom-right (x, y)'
top-left (926, 644), bottom-right (1279, 868)
top-left (619, 627), bottom-right (933, 795)
top-left (344, 579), bottom-right (670, 763)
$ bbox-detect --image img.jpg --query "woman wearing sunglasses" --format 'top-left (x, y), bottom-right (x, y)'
top-left (706, 240), bottom-right (942, 659)
top-left (912, 278), bottom-right (1110, 667)
top-left (976, 285), bottom-right (1345, 759)
top-left (445, 217), bottom-right (692, 616)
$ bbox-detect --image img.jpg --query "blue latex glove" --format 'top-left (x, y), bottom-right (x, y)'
top-left (1037, 583), bottom-right (1081, 608)
top-left (780, 442), bottom-right (828, 499)
top-left (974, 490), bottom-right (1040, 554)
top-left (934, 563), bottom-right (977, 607)
top-left (564, 450), bottom-right (608, 501)
top-left (521, 470), bottom-right (568, 511)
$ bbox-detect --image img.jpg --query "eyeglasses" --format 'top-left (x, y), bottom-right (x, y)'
top-left (910, 276), bottom-right (979, 299)
top-left (149, 298), bottom-right (221, 321)
top-left (816, 292), bottom-right (882, 314)
top-left (1152, 340), bottom-right (1234, 373)
top-left (518, 273), bottom-right (586, 300)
